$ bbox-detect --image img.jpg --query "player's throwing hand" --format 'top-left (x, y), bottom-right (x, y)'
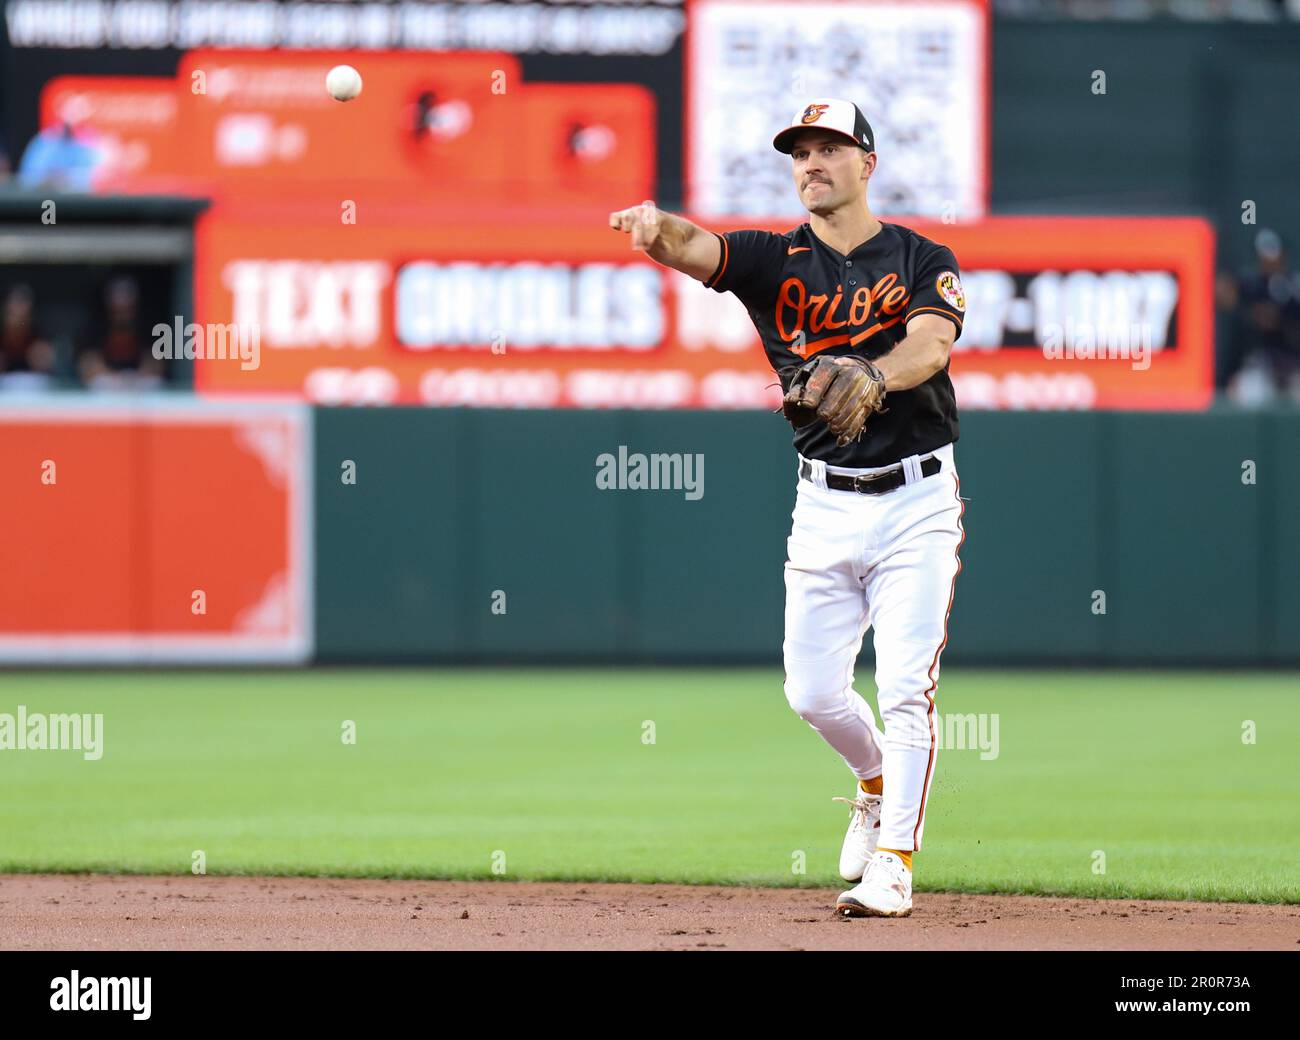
top-left (608, 204), bottom-right (662, 252)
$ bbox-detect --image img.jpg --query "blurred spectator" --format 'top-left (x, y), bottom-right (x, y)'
top-left (17, 96), bottom-right (104, 193)
top-left (0, 284), bottom-right (56, 391)
top-left (1215, 269), bottom-right (1244, 388)
top-left (1220, 229), bottom-right (1300, 405)
top-left (77, 277), bottom-right (165, 392)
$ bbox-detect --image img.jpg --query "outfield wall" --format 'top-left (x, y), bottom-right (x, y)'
top-left (314, 408), bottom-right (1300, 667)
top-left (2, 401), bottom-right (1290, 666)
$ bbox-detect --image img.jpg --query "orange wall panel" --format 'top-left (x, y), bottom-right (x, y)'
top-left (0, 404), bottom-right (312, 663)
top-left (0, 423), bottom-right (138, 633)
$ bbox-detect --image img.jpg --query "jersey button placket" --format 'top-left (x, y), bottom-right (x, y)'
top-left (845, 259), bottom-right (856, 287)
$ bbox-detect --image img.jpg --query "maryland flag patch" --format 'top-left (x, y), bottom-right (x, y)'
top-left (936, 271), bottom-right (966, 312)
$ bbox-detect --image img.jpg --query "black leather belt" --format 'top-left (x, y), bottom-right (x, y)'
top-left (799, 455), bottom-right (942, 495)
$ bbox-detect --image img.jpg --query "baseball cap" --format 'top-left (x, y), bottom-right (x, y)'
top-left (773, 98), bottom-right (874, 154)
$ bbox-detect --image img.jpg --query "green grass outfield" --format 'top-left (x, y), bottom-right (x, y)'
top-left (1, 669), bottom-right (1296, 903)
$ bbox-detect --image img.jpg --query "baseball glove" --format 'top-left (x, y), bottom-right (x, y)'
top-left (781, 355), bottom-right (887, 446)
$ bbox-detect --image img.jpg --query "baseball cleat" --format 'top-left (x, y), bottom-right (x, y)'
top-left (832, 789), bottom-right (883, 882)
top-left (836, 850), bottom-right (913, 918)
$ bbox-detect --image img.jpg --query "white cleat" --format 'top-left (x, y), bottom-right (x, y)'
top-left (836, 850), bottom-right (913, 918)
top-left (832, 789), bottom-right (883, 882)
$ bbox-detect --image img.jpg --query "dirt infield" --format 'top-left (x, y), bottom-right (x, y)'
top-left (1, 874), bottom-right (1296, 950)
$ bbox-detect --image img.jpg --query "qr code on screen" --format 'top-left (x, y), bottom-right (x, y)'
top-left (688, 0), bottom-right (986, 221)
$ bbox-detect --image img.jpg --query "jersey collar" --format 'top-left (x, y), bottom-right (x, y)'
top-left (801, 220), bottom-right (891, 259)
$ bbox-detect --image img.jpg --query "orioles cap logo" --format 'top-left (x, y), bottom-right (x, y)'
top-left (800, 104), bottom-right (830, 125)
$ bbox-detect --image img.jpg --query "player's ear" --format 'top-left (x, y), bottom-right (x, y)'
top-left (861, 151), bottom-right (877, 181)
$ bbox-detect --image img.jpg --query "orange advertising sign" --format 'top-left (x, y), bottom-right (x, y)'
top-left (174, 49), bottom-right (522, 197)
top-left (908, 216), bottom-right (1214, 409)
top-left (36, 54), bottom-right (656, 207)
top-left (0, 401), bottom-right (312, 663)
top-left (193, 213), bottom-right (1213, 410)
top-left (519, 83), bottom-right (655, 207)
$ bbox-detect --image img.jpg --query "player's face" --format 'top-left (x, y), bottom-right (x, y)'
top-left (790, 131), bottom-right (872, 215)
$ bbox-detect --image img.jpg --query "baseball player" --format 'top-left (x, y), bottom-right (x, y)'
top-left (609, 98), bottom-right (965, 917)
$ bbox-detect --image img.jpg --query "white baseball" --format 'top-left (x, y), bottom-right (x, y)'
top-left (326, 65), bottom-right (363, 102)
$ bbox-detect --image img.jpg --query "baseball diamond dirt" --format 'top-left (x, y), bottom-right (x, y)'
top-left (2, 875), bottom-right (1296, 951)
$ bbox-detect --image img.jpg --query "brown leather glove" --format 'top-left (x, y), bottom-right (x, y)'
top-left (781, 355), bottom-right (887, 446)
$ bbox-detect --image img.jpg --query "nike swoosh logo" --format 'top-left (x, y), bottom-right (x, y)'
top-left (787, 246), bottom-right (810, 255)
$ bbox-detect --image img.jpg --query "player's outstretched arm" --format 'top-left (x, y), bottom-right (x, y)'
top-left (608, 205), bottom-right (721, 283)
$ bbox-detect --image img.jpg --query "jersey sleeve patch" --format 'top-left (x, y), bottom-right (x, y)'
top-left (935, 271), bottom-right (966, 312)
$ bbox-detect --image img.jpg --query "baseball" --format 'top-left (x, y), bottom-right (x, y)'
top-left (325, 65), bottom-right (363, 102)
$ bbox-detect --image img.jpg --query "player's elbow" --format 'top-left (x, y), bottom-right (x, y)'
top-left (924, 330), bottom-right (954, 377)
top-left (904, 314), bottom-right (957, 380)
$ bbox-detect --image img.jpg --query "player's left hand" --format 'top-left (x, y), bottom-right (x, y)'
top-left (781, 355), bottom-right (887, 446)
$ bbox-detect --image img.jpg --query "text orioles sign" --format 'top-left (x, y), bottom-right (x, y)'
top-left (194, 214), bottom-right (1213, 410)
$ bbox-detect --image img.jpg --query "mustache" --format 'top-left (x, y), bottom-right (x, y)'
top-left (804, 176), bottom-right (830, 187)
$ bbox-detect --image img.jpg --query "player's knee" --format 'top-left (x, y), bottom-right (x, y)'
top-left (783, 669), bottom-right (847, 722)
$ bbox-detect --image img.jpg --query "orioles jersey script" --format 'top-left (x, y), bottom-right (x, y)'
top-left (705, 221), bottom-right (965, 468)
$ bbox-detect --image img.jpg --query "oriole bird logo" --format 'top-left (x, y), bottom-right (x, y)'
top-left (800, 104), bottom-right (830, 124)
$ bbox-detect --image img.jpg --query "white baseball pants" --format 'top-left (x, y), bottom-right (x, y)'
top-left (782, 442), bottom-right (965, 852)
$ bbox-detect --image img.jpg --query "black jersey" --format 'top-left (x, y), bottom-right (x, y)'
top-left (704, 221), bottom-right (965, 467)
